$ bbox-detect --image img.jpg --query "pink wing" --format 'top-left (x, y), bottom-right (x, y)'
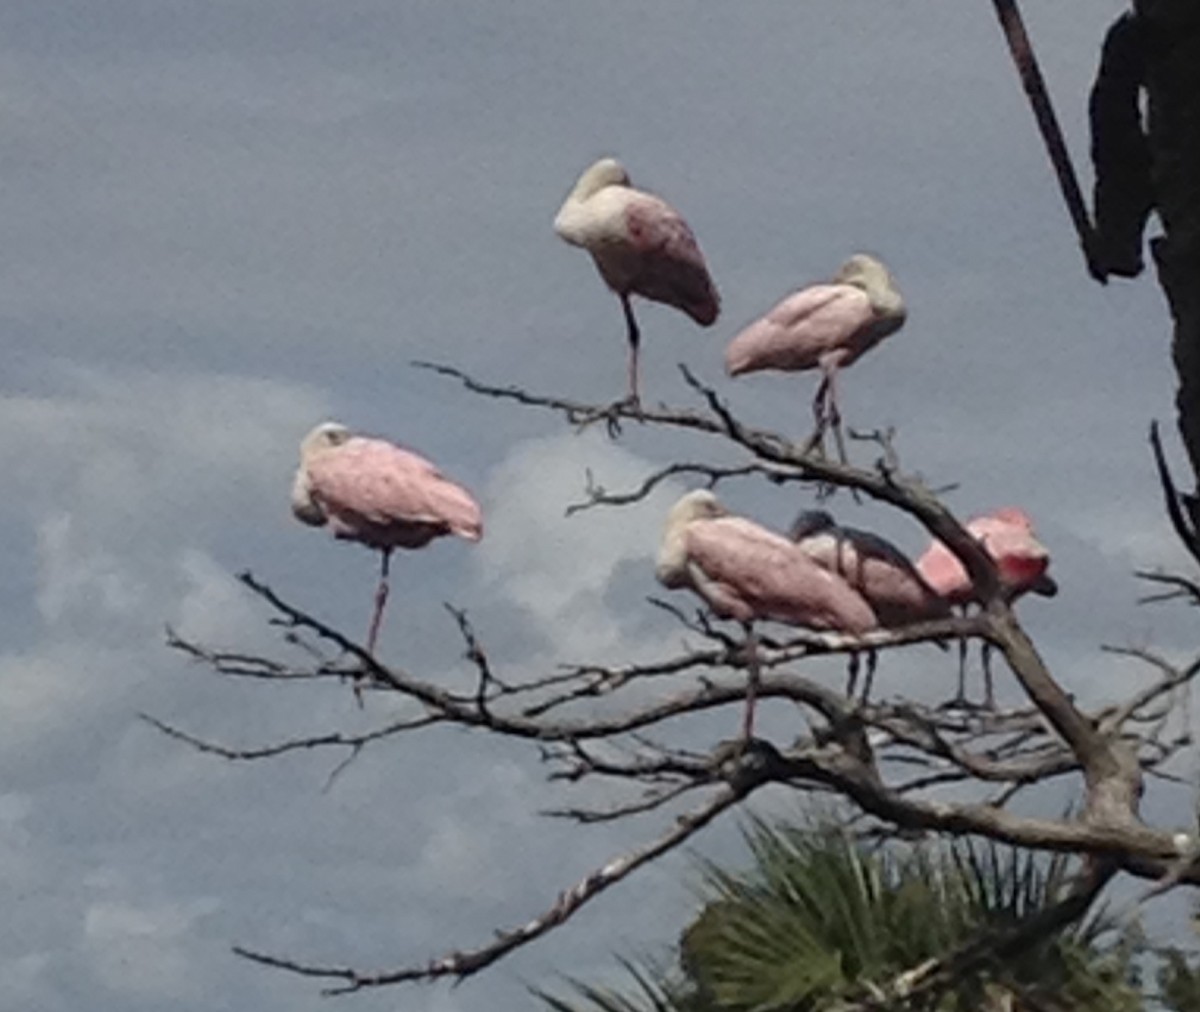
top-left (624, 195), bottom-right (720, 325)
top-left (914, 539), bottom-right (973, 605)
top-left (914, 513), bottom-right (1051, 604)
top-left (685, 517), bottom-right (877, 632)
top-left (725, 283), bottom-right (874, 376)
top-left (798, 528), bottom-right (949, 626)
top-left (307, 437), bottom-right (483, 549)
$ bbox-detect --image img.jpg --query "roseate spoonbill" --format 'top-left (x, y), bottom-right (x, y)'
top-left (725, 254), bottom-right (906, 461)
top-left (554, 157), bottom-right (720, 407)
top-left (291, 422), bottom-right (483, 667)
top-left (790, 509), bottom-right (950, 701)
top-left (915, 507), bottom-right (1057, 707)
top-left (656, 490), bottom-right (877, 739)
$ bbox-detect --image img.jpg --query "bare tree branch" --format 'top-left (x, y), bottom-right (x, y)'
top-left (233, 782), bottom-right (753, 993)
top-left (146, 368), bottom-right (1200, 997)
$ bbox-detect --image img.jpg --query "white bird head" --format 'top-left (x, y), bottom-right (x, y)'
top-left (657, 489), bottom-right (728, 588)
top-left (569, 157), bottom-right (631, 200)
top-left (299, 420), bottom-right (352, 460)
top-left (666, 489), bottom-right (728, 527)
top-left (836, 253), bottom-right (904, 318)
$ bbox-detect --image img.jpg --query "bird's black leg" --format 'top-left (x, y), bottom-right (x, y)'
top-left (803, 374), bottom-right (831, 457)
top-left (741, 622), bottom-right (760, 742)
top-left (859, 649), bottom-right (878, 705)
top-left (956, 629), bottom-right (969, 705)
top-left (982, 641), bottom-right (996, 710)
top-left (621, 294), bottom-right (642, 410)
top-left (845, 651), bottom-right (860, 699)
top-left (825, 368), bottom-right (851, 467)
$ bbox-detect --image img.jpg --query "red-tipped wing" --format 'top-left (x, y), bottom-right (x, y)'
top-left (307, 437), bottom-right (482, 549)
top-left (725, 283), bottom-right (874, 376)
top-left (624, 195), bottom-right (720, 325)
top-left (685, 517), bottom-right (877, 632)
top-left (915, 514), bottom-right (1051, 604)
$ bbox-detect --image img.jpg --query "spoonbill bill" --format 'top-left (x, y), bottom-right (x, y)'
top-left (725, 254), bottom-right (905, 459)
top-left (656, 490), bottom-right (877, 739)
top-left (554, 157), bottom-right (720, 406)
top-left (915, 507), bottom-right (1057, 706)
top-left (291, 422), bottom-right (483, 664)
top-left (790, 509), bottom-right (950, 701)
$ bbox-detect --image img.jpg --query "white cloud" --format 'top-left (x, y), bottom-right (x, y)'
top-left (36, 512), bottom-right (147, 629)
top-left (0, 3), bottom-right (1186, 1011)
top-left (477, 429), bottom-right (684, 657)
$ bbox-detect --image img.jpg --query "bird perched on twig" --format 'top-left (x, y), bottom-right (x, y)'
top-left (790, 509), bottom-right (950, 701)
top-left (725, 254), bottom-right (905, 462)
top-left (554, 157), bottom-right (720, 408)
top-left (915, 507), bottom-right (1057, 606)
top-left (656, 490), bottom-right (877, 740)
top-left (915, 507), bottom-right (1057, 707)
top-left (291, 422), bottom-right (483, 669)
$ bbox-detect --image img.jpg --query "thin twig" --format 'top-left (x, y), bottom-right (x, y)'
top-left (233, 784), bottom-right (752, 993)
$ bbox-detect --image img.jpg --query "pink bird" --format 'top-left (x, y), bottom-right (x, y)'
top-left (790, 509), bottom-right (950, 700)
top-left (790, 510), bottom-right (950, 627)
top-left (725, 254), bottom-right (906, 459)
top-left (657, 490), bottom-right (877, 739)
top-left (554, 157), bottom-right (720, 407)
top-left (291, 422), bottom-right (483, 662)
top-left (914, 507), bottom-right (1057, 606)
top-left (915, 507), bottom-right (1057, 706)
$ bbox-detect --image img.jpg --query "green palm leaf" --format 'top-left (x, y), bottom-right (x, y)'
top-left (538, 815), bottom-right (1144, 1012)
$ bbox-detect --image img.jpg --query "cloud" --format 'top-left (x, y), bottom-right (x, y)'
top-left (0, 2), bottom-right (1186, 1010)
top-left (477, 429), bottom-right (685, 657)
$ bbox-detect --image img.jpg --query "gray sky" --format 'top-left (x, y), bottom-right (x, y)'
top-left (2, 2), bottom-right (1193, 1009)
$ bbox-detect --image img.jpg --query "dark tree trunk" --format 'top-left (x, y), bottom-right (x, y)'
top-left (1136, 1), bottom-right (1200, 514)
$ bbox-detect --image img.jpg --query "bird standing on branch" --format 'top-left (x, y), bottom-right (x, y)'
top-left (554, 157), bottom-right (720, 408)
top-left (915, 507), bottom-right (1056, 707)
top-left (291, 422), bottom-right (483, 668)
top-left (725, 254), bottom-right (905, 462)
top-left (790, 510), bottom-right (949, 627)
top-left (656, 490), bottom-right (877, 740)
top-left (915, 507), bottom-right (1057, 606)
top-left (790, 509), bottom-right (950, 701)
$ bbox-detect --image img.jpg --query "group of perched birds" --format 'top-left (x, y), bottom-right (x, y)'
top-left (289, 157), bottom-right (1056, 734)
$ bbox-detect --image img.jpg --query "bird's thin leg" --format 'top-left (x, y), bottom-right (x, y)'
top-left (825, 368), bottom-right (851, 467)
top-left (741, 622), bottom-right (760, 742)
top-left (845, 651), bottom-right (860, 699)
top-left (956, 632), bottom-right (969, 705)
top-left (366, 549), bottom-right (392, 657)
top-left (944, 605), bottom-right (970, 709)
top-left (621, 294), bottom-right (642, 409)
top-left (803, 374), bottom-right (831, 457)
top-left (982, 641), bottom-right (997, 710)
top-left (859, 649), bottom-right (878, 705)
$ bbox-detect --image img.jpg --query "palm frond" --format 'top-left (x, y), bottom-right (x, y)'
top-left (539, 816), bottom-right (1145, 1012)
